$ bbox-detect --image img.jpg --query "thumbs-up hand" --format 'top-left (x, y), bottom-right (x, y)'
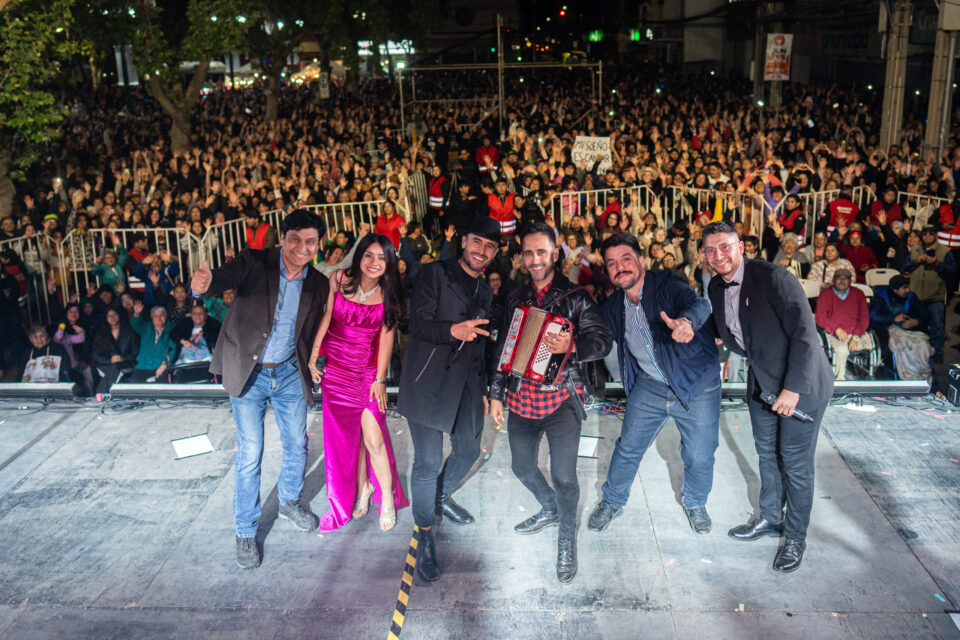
top-left (191, 260), bottom-right (213, 295)
top-left (660, 311), bottom-right (694, 344)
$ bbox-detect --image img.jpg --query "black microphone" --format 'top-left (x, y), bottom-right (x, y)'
top-left (760, 392), bottom-right (814, 423)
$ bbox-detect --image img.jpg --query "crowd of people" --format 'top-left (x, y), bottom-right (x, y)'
top-left (1, 68), bottom-right (957, 391)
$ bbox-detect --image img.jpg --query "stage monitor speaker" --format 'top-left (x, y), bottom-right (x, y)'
top-left (946, 365), bottom-right (960, 406)
top-left (0, 383), bottom-right (77, 400)
top-left (604, 380), bottom-right (931, 399)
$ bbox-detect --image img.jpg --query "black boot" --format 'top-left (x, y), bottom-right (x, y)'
top-left (439, 494), bottom-right (475, 525)
top-left (556, 537), bottom-right (577, 584)
top-left (417, 528), bottom-right (440, 583)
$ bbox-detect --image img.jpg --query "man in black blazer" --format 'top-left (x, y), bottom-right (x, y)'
top-left (703, 221), bottom-right (833, 573)
top-left (191, 210), bottom-right (329, 570)
top-left (397, 216), bottom-right (500, 584)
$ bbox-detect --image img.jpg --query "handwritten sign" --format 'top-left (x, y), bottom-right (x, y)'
top-left (572, 136), bottom-right (613, 173)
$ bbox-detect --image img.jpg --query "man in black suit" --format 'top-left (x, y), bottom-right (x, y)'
top-left (703, 221), bottom-right (833, 573)
top-left (397, 216), bottom-right (501, 583)
top-left (191, 209), bottom-right (329, 569)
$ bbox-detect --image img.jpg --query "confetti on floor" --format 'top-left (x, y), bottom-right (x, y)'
top-left (881, 471), bottom-right (892, 475)
top-left (934, 593), bottom-right (947, 603)
top-left (665, 558), bottom-right (676, 566)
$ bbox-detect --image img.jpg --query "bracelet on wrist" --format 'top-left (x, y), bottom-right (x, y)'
top-left (374, 378), bottom-right (386, 385)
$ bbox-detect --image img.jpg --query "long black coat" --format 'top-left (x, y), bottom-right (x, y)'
top-left (398, 259), bottom-right (493, 432)
top-left (708, 258), bottom-right (833, 412)
top-left (202, 248), bottom-right (328, 405)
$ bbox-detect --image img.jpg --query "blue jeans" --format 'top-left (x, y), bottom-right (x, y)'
top-left (230, 360), bottom-right (308, 537)
top-left (602, 375), bottom-right (720, 509)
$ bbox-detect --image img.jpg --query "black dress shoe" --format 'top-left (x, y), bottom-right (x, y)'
top-left (556, 537), bottom-right (577, 584)
top-left (439, 495), bottom-right (475, 525)
top-left (684, 506), bottom-right (712, 535)
top-left (587, 499), bottom-right (623, 532)
top-left (416, 528), bottom-right (441, 583)
top-left (773, 539), bottom-right (806, 572)
top-left (514, 508), bottom-right (559, 535)
top-left (728, 516), bottom-right (783, 541)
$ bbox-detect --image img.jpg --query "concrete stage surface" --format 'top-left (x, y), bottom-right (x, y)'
top-left (0, 395), bottom-right (957, 639)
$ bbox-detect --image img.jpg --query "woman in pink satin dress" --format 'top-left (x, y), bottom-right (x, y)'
top-left (309, 233), bottom-right (409, 531)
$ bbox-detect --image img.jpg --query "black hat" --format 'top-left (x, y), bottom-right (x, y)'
top-left (889, 275), bottom-right (910, 291)
top-left (465, 216), bottom-right (501, 243)
top-left (921, 225), bottom-right (937, 234)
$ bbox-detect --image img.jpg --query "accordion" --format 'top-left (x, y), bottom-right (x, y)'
top-left (497, 306), bottom-right (574, 388)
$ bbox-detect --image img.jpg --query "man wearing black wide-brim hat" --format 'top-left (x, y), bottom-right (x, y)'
top-left (398, 216), bottom-right (501, 583)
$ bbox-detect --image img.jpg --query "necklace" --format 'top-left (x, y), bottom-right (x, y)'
top-left (357, 282), bottom-right (379, 304)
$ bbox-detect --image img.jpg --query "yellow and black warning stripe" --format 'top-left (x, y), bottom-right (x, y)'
top-left (387, 525), bottom-right (420, 640)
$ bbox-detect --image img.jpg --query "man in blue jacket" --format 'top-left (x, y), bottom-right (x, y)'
top-left (589, 233), bottom-right (721, 535)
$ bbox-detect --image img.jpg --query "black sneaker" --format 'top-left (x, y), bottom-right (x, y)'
top-left (684, 506), bottom-right (712, 535)
top-left (278, 500), bottom-right (319, 531)
top-left (588, 499), bottom-right (623, 531)
top-left (236, 536), bottom-right (261, 569)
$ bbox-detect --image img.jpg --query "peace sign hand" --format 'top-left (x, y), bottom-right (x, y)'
top-left (451, 318), bottom-right (490, 342)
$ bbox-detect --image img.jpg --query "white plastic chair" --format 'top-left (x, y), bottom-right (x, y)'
top-left (799, 278), bottom-right (822, 299)
top-left (865, 268), bottom-right (899, 289)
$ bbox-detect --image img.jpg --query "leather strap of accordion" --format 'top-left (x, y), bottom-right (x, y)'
top-left (542, 286), bottom-right (589, 314)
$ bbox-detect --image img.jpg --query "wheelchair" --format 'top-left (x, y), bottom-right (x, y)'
top-left (816, 328), bottom-right (884, 380)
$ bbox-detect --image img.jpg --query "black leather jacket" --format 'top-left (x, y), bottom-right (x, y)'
top-left (489, 271), bottom-right (613, 410)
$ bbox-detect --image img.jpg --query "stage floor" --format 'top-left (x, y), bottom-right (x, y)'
top-left (0, 396), bottom-right (957, 639)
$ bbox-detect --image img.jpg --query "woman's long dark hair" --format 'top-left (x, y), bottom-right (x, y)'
top-left (341, 233), bottom-right (403, 330)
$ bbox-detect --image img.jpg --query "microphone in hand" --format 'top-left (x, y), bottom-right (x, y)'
top-left (760, 392), bottom-right (814, 423)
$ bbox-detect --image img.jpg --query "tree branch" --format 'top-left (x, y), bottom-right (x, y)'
top-left (182, 58), bottom-right (210, 110)
top-left (146, 73), bottom-right (178, 120)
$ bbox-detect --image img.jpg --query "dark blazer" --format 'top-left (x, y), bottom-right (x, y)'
top-left (603, 270), bottom-right (718, 407)
top-left (202, 248), bottom-right (328, 405)
top-left (708, 258), bottom-right (833, 411)
top-left (398, 259), bottom-right (492, 432)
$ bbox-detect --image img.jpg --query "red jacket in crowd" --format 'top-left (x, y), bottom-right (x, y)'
top-left (828, 198), bottom-right (858, 229)
top-left (375, 212), bottom-right (404, 249)
top-left (841, 243), bottom-right (878, 283)
top-left (869, 200), bottom-right (902, 225)
top-left (476, 144), bottom-right (499, 172)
